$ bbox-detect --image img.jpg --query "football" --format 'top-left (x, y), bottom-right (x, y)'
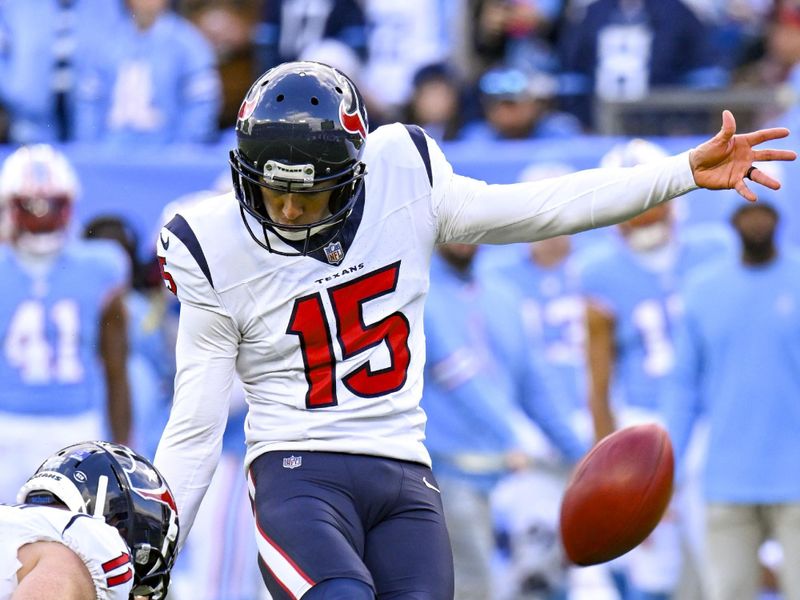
top-left (558, 423), bottom-right (674, 566)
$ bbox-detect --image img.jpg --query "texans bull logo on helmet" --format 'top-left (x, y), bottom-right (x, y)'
top-left (339, 96), bottom-right (367, 140)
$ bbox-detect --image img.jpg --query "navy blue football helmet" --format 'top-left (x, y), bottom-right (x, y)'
top-left (18, 441), bottom-right (179, 600)
top-left (229, 61), bottom-right (368, 256)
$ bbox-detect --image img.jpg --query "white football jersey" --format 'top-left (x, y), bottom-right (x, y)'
top-left (0, 504), bottom-right (132, 600)
top-left (154, 123), bottom-right (697, 537)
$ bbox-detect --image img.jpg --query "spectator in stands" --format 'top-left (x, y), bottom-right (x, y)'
top-left (735, 1), bottom-right (800, 133)
top-left (0, 0), bottom-right (125, 144)
top-left (558, 0), bottom-right (728, 128)
top-left (0, 145), bottom-right (131, 503)
top-left (472, 0), bottom-right (564, 73)
top-left (182, 1), bottom-right (259, 129)
top-left (360, 0), bottom-right (451, 123)
top-left (461, 64), bottom-right (583, 140)
top-left (253, 0), bottom-right (367, 75)
top-left (402, 63), bottom-right (466, 142)
top-left (681, 0), bottom-right (774, 75)
top-left (423, 242), bottom-right (586, 600)
top-left (74, 0), bottom-right (222, 146)
top-left (664, 200), bottom-right (800, 600)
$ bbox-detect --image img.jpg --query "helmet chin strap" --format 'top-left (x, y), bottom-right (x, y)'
top-left (273, 218), bottom-right (334, 241)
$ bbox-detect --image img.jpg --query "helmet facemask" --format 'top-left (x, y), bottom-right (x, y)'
top-left (231, 151), bottom-right (365, 255)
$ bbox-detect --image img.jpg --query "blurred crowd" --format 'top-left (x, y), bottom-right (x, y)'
top-left (1, 1), bottom-right (800, 600)
top-left (0, 0), bottom-right (800, 147)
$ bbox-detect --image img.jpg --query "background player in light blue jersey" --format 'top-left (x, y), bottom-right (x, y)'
top-left (577, 139), bottom-right (734, 600)
top-left (423, 242), bottom-right (586, 600)
top-left (0, 145), bottom-right (131, 504)
top-left (491, 235), bottom-right (588, 419)
top-left (664, 201), bottom-right (800, 600)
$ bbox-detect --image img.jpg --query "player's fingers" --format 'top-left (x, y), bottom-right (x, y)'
top-left (717, 109), bottom-right (736, 142)
top-left (748, 168), bottom-right (781, 191)
top-left (734, 179), bottom-right (757, 202)
top-left (752, 148), bottom-right (797, 162)
top-left (744, 127), bottom-right (790, 146)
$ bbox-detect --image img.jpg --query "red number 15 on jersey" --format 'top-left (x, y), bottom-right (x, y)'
top-left (286, 262), bottom-right (411, 408)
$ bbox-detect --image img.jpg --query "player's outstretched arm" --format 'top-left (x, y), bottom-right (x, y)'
top-left (689, 110), bottom-right (797, 202)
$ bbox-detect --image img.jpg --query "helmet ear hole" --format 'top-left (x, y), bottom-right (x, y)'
top-left (311, 96), bottom-right (319, 105)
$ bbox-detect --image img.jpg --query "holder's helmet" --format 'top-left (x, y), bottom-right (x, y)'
top-left (18, 441), bottom-right (180, 600)
top-left (229, 61), bottom-right (368, 255)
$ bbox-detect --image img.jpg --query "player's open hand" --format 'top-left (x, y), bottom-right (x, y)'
top-left (689, 110), bottom-right (797, 202)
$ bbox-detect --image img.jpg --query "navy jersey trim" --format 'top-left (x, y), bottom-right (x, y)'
top-left (62, 512), bottom-right (92, 535)
top-left (165, 214), bottom-right (214, 288)
top-left (404, 124), bottom-right (433, 186)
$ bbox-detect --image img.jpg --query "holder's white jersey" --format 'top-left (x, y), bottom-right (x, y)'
top-left (0, 504), bottom-right (132, 600)
top-left (154, 123), bottom-right (697, 539)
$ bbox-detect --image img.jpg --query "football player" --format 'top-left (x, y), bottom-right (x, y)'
top-left (578, 139), bottom-right (735, 599)
top-left (0, 145), bottom-right (132, 503)
top-left (422, 242), bottom-right (586, 600)
top-left (153, 61), bottom-right (794, 599)
top-left (5, 440), bottom-right (179, 600)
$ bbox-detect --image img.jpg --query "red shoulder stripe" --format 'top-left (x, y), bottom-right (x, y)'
top-left (101, 552), bottom-right (130, 573)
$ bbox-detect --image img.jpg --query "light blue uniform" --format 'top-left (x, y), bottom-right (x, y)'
top-left (0, 238), bottom-right (127, 504)
top-left (0, 239), bottom-right (127, 416)
top-left (663, 249), bottom-right (800, 600)
top-left (577, 229), bottom-right (732, 412)
top-left (577, 227), bottom-right (732, 595)
top-left (489, 252), bottom-right (587, 414)
top-left (423, 252), bottom-right (585, 600)
top-left (423, 253), bottom-right (585, 491)
top-left (665, 250), bottom-right (800, 501)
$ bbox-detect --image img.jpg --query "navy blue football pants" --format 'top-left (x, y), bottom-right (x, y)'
top-left (249, 451), bottom-right (454, 599)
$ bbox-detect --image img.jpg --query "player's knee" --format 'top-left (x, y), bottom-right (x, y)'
top-left (304, 577), bottom-right (374, 600)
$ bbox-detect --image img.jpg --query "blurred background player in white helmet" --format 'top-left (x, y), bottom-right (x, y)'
top-left (577, 138), bottom-right (735, 600)
top-left (6, 440), bottom-right (179, 600)
top-left (0, 145), bottom-right (131, 505)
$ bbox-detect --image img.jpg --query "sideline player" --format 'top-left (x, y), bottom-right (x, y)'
top-left (579, 139), bottom-right (734, 599)
top-left (153, 61), bottom-right (795, 599)
top-left (4, 440), bottom-right (179, 600)
top-left (0, 145), bottom-right (132, 502)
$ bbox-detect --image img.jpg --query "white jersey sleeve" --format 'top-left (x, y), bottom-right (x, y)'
top-left (0, 505), bottom-right (133, 600)
top-left (154, 219), bottom-right (237, 548)
top-left (420, 128), bottom-right (698, 244)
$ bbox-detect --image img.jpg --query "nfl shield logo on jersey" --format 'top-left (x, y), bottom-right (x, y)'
top-left (283, 456), bottom-right (303, 469)
top-left (324, 241), bottom-right (344, 265)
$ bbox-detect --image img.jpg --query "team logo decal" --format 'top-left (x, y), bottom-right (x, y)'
top-left (282, 456), bottom-right (303, 469)
top-left (238, 85), bottom-right (263, 122)
top-left (113, 445), bottom-right (178, 512)
top-left (339, 97), bottom-right (367, 140)
top-left (324, 241), bottom-right (344, 265)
